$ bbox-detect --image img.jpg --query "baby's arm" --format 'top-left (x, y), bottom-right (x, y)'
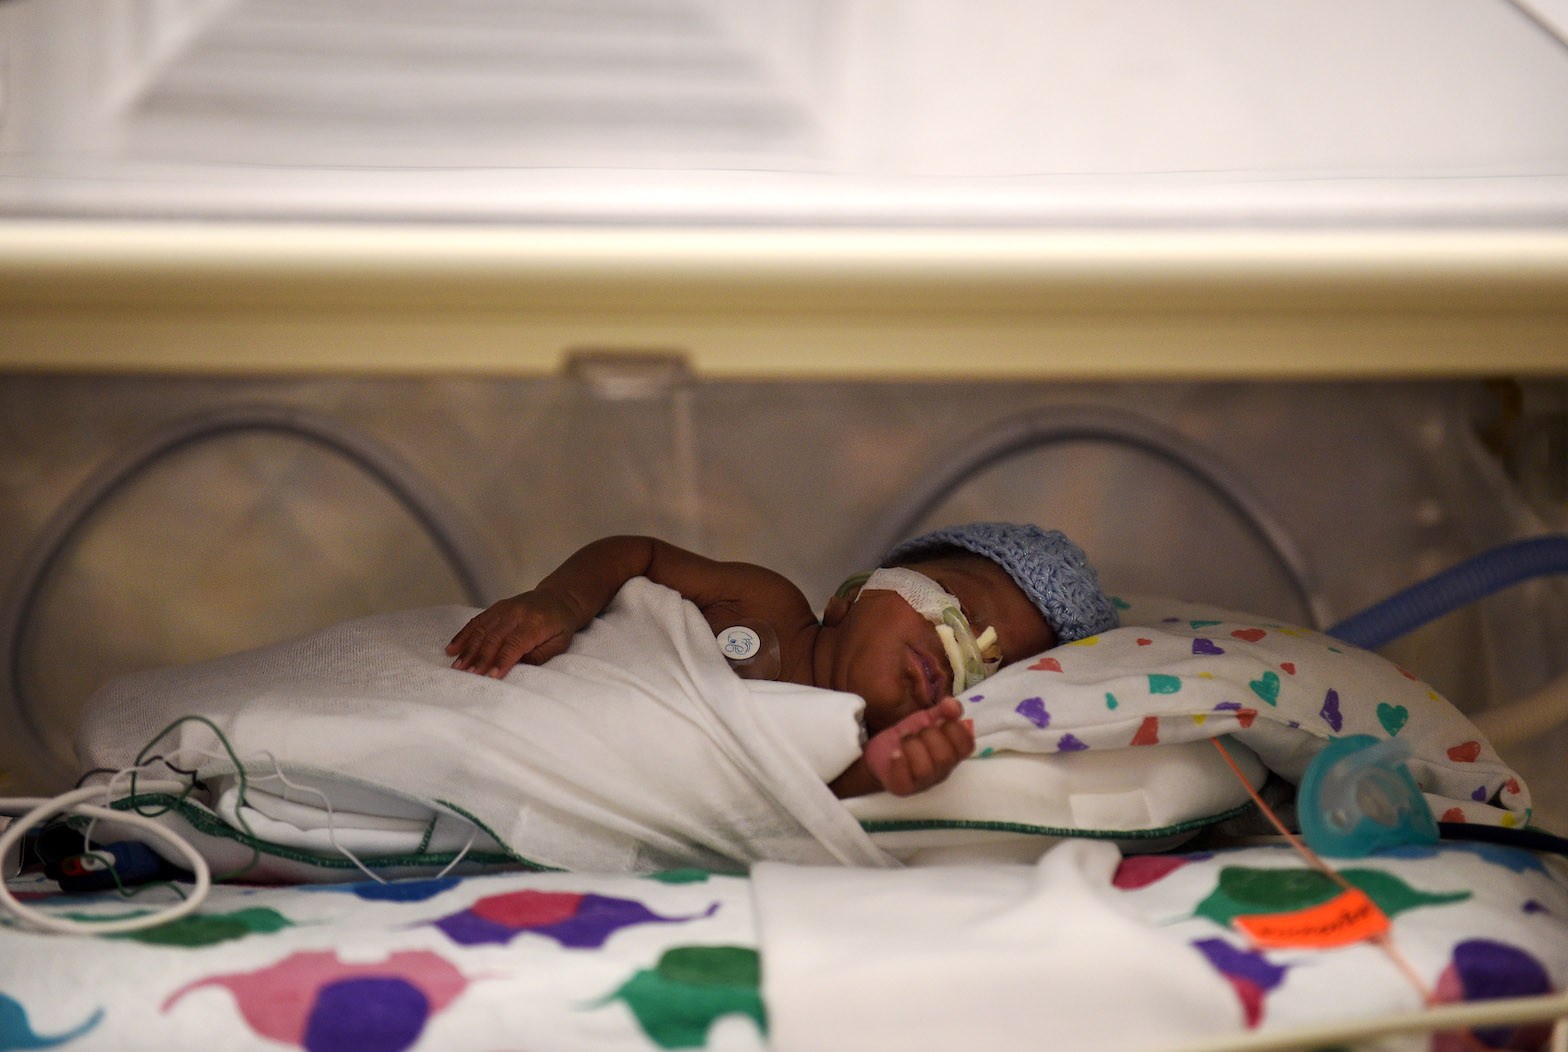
top-left (830, 697), bottom-right (975, 798)
top-left (448, 535), bottom-right (674, 676)
top-left (446, 535), bottom-right (809, 678)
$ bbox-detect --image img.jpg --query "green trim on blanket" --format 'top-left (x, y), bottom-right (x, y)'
top-left (110, 792), bottom-right (559, 874)
top-left (432, 799), bottom-right (564, 873)
top-left (857, 801), bottom-right (1255, 840)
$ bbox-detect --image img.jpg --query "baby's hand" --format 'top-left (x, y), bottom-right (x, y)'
top-left (862, 696), bottom-right (975, 797)
top-left (446, 590), bottom-right (580, 678)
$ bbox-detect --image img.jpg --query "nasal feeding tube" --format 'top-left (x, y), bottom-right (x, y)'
top-left (844, 567), bottom-right (1002, 693)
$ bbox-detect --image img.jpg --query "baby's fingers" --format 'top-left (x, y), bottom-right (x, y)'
top-left (905, 734), bottom-right (941, 789)
top-left (449, 620), bottom-right (519, 677)
top-left (932, 695), bottom-right (965, 722)
top-left (940, 715), bottom-right (976, 758)
top-left (898, 723), bottom-right (974, 796)
top-left (876, 735), bottom-right (944, 797)
top-left (445, 624), bottom-right (483, 669)
top-left (445, 621), bottom-right (477, 658)
top-left (878, 748), bottom-right (917, 797)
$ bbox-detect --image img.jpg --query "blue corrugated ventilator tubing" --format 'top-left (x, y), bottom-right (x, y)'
top-left (1327, 535), bottom-right (1568, 651)
top-left (1328, 533), bottom-right (1568, 854)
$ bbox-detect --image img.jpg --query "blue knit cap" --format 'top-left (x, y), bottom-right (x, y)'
top-left (883, 523), bottom-right (1118, 644)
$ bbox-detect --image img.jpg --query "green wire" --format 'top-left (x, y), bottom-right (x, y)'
top-left (124, 714), bottom-right (262, 882)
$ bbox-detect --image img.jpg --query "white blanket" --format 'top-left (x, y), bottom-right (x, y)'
top-left (754, 840), bottom-right (1241, 1052)
top-left (77, 577), bottom-right (894, 873)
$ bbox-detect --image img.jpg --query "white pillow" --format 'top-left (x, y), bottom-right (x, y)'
top-left (846, 736), bottom-right (1268, 865)
top-left (955, 594), bottom-right (1531, 830)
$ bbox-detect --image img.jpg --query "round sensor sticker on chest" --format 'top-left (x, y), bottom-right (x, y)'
top-left (715, 621), bottom-right (781, 680)
top-left (718, 625), bottom-right (761, 659)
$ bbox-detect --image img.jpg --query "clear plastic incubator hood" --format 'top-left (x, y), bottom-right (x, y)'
top-left (1, 0), bottom-right (1567, 825)
top-left (7, 6), bottom-right (1568, 1052)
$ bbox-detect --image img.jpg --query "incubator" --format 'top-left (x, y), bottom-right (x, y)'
top-left (3, 7), bottom-right (1568, 1050)
top-left (1, 0), bottom-right (1566, 825)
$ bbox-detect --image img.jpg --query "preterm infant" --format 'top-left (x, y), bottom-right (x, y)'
top-left (447, 522), bottom-right (1118, 799)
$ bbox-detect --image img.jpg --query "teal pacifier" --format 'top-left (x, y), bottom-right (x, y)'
top-left (1298, 734), bottom-right (1439, 857)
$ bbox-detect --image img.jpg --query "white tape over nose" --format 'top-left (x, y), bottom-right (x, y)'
top-left (858, 568), bottom-right (1000, 693)
top-left (860, 568), bottom-right (959, 622)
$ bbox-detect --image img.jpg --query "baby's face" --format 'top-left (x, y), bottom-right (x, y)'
top-left (827, 553), bottom-right (1054, 735)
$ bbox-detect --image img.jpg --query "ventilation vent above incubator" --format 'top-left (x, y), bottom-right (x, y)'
top-left (2, 0), bottom-right (1567, 223)
top-left (113, 0), bottom-right (821, 169)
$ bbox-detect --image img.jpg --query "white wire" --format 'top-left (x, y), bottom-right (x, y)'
top-left (245, 762), bottom-right (485, 883)
top-left (108, 741), bottom-right (393, 883)
top-left (3, 746), bottom-right (488, 938)
top-left (83, 757), bottom-right (201, 850)
top-left (110, 743), bottom-right (396, 884)
top-left (434, 823), bottom-right (480, 880)
top-left (137, 745), bottom-right (483, 884)
top-left (0, 785), bottom-right (212, 936)
top-left (239, 752), bottom-right (389, 885)
top-left (5, 778), bottom-right (1566, 1043)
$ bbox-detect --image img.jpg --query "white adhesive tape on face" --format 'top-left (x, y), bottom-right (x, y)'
top-left (860, 567), bottom-right (960, 622)
top-left (859, 567), bottom-right (998, 693)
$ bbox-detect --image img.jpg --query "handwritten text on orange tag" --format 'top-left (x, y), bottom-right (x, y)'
top-left (1233, 888), bottom-right (1391, 949)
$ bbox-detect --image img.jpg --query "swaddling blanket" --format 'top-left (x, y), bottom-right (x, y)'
top-left (755, 840), bottom-right (1242, 1052)
top-left (76, 577), bottom-right (893, 873)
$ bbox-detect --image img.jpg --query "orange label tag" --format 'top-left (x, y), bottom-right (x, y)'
top-left (1233, 888), bottom-right (1391, 949)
